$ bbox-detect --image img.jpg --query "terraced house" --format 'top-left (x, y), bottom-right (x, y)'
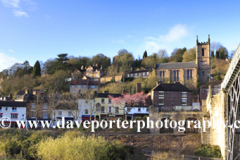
top-left (94, 92), bottom-right (124, 121)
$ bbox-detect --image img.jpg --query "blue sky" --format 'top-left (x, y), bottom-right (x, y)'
top-left (0, 0), bottom-right (240, 71)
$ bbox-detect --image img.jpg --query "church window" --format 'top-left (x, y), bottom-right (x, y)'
top-left (202, 71), bottom-right (205, 76)
top-left (202, 62), bottom-right (205, 65)
top-left (202, 48), bottom-right (204, 56)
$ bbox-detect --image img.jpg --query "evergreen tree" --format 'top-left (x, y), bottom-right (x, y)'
top-left (143, 50), bottom-right (147, 59)
top-left (216, 51), bottom-right (220, 59)
top-left (32, 60), bottom-right (41, 77)
top-left (211, 51), bottom-right (215, 58)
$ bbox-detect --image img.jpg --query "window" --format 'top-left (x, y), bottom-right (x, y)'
top-left (127, 74), bottom-right (129, 77)
top-left (182, 99), bottom-right (187, 105)
top-left (12, 107), bottom-right (17, 112)
top-left (101, 106), bottom-right (105, 113)
top-left (95, 74), bottom-right (98, 77)
top-left (174, 70), bottom-right (179, 81)
top-left (182, 92), bottom-right (187, 98)
top-left (91, 86), bottom-right (95, 89)
top-left (96, 70), bottom-right (98, 72)
top-left (88, 69), bottom-right (91, 72)
top-left (160, 71), bottom-right (162, 78)
top-left (43, 111), bottom-right (48, 118)
top-left (108, 99), bottom-right (111, 104)
top-left (147, 72), bottom-right (149, 75)
top-left (190, 70), bottom-right (192, 79)
top-left (115, 107), bottom-right (119, 113)
top-left (78, 85), bottom-right (81, 88)
top-left (88, 74), bottom-right (91, 77)
top-left (71, 85), bottom-right (74, 88)
top-left (159, 91), bottom-right (164, 96)
top-left (163, 71), bottom-right (165, 77)
top-left (58, 111), bottom-right (62, 116)
top-left (85, 109), bottom-right (88, 114)
top-left (202, 71), bottom-right (205, 76)
top-left (43, 103), bottom-right (47, 109)
top-left (68, 111), bottom-right (71, 117)
top-left (101, 99), bottom-right (105, 103)
top-left (187, 70), bottom-right (189, 80)
top-left (0, 107), bottom-right (1, 112)
top-left (135, 73), bottom-right (137, 76)
top-left (147, 107), bottom-right (149, 112)
top-left (202, 62), bottom-right (205, 65)
top-left (32, 103), bottom-right (36, 109)
top-left (31, 111), bottom-right (36, 118)
top-left (108, 107), bottom-right (112, 113)
top-left (174, 70), bottom-right (176, 81)
top-left (11, 114), bottom-right (18, 119)
top-left (159, 98), bottom-right (164, 105)
top-left (138, 108), bottom-right (141, 112)
top-left (0, 114), bottom-right (2, 118)
top-left (84, 85), bottom-right (86, 88)
top-left (202, 48), bottom-right (204, 56)
top-left (143, 73), bottom-right (145, 76)
top-left (139, 73), bottom-right (141, 76)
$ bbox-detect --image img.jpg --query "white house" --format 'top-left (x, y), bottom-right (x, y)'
top-left (125, 106), bottom-right (149, 120)
top-left (0, 101), bottom-right (27, 128)
top-left (78, 99), bottom-right (95, 123)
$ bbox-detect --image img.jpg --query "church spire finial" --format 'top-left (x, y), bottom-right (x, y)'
top-left (208, 34), bottom-right (210, 43)
top-left (196, 35), bottom-right (198, 44)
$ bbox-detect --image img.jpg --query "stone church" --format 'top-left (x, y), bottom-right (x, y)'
top-left (155, 35), bottom-right (211, 87)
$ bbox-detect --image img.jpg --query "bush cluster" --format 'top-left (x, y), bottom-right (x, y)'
top-left (194, 144), bottom-right (222, 158)
top-left (0, 129), bottom-right (132, 160)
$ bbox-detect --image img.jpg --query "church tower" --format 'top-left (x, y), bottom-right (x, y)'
top-left (196, 35), bottom-right (211, 85)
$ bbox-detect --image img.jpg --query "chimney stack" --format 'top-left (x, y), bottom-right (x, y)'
top-left (136, 83), bottom-right (141, 93)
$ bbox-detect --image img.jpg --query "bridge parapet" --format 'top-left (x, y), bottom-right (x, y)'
top-left (221, 44), bottom-right (240, 90)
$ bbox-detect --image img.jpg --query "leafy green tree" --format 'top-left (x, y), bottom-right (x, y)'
top-left (32, 60), bottom-right (41, 77)
top-left (117, 49), bottom-right (134, 83)
top-left (143, 50), bottom-right (147, 59)
top-left (182, 48), bottom-right (196, 62)
top-left (91, 53), bottom-right (110, 70)
top-left (169, 48), bottom-right (186, 62)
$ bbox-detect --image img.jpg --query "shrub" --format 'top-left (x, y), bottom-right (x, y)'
top-left (194, 144), bottom-right (222, 158)
top-left (37, 134), bottom-right (130, 160)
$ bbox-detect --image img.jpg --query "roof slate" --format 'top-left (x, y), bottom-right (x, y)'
top-left (70, 79), bottom-right (99, 85)
top-left (96, 93), bottom-right (122, 98)
top-left (153, 82), bottom-right (192, 92)
top-left (201, 79), bottom-right (222, 89)
top-left (0, 101), bottom-right (27, 107)
top-left (155, 61), bottom-right (197, 69)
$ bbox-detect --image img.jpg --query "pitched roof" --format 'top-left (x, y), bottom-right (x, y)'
top-left (17, 90), bottom-right (25, 96)
top-left (201, 79), bottom-right (222, 89)
top-left (0, 101), bottom-right (27, 107)
top-left (96, 93), bottom-right (122, 98)
top-left (70, 79), bottom-right (99, 85)
top-left (153, 82), bottom-right (192, 92)
top-left (155, 61), bottom-right (197, 69)
top-left (129, 69), bottom-right (152, 74)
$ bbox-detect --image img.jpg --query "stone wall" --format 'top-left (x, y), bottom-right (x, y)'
top-left (201, 87), bottom-right (228, 160)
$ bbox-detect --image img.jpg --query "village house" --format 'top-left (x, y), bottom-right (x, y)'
top-left (127, 69), bottom-right (152, 79)
top-left (72, 64), bottom-right (104, 81)
top-left (154, 35), bottom-right (211, 86)
top-left (70, 79), bottom-right (100, 94)
top-left (0, 101), bottom-right (27, 128)
top-left (94, 91), bottom-right (124, 121)
top-left (78, 99), bottom-right (95, 123)
top-left (148, 82), bottom-right (203, 134)
top-left (125, 83), bottom-right (151, 120)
